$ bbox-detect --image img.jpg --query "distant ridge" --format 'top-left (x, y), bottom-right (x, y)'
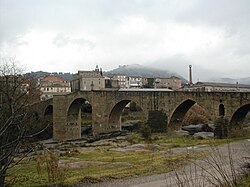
top-left (25, 71), bottom-right (74, 81)
top-left (209, 77), bottom-right (250, 85)
top-left (108, 64), bottom-right (187, 82)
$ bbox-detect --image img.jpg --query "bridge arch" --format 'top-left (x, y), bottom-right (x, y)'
top-left (66, 97), bottom-right (93, 138)
top-left (108, 100), bottom-right (145, 130)
top-left (44, 105), bottom-right (53, 122)
top-left (169, 99), bottom-right (197, 128)
top-left (230, 103), bottom-right (250, 126)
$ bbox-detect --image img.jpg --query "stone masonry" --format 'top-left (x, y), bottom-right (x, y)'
top-left (47, 91), bottom-right (250, 141)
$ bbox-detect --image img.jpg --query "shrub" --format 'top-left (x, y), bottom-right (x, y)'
top-left (141, 124), bottom-right (152, 143)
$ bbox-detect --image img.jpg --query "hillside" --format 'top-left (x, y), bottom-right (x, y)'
top-left (108, 64), bottom-right (187, 82)
top-left (25, 71), bottom-right (74, 81)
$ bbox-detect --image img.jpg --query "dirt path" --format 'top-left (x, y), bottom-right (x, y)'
top-left (81, 139), bottom-right (250, 187)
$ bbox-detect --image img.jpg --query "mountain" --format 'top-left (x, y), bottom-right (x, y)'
top-left (209, 77), bottom-right (250, 85)
top-left (108, 64), bottom-right (187, 82)
top-left (25, 71), bottom-right (74, 81)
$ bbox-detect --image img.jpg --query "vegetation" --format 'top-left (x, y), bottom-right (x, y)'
top-left (167, 143), bottom-right (250, 187)
top-left (0, 58), bottom-right (44, 186)
top-left (183, 104), bottom-right (210, 126)
top-left (2, 61), bottom-right (249, 186)
top-left (5, 135), bottom-right (241, 187)
top-left (143, 78), bottom-right (155, 88)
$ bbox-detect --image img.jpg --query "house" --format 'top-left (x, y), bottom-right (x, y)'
top-left (111, 74), bottom-right (127, 88)
top-left (70, 65), bottom-right (105, 91)
top-left (39, 75), bottom-right (71, 100)
top-left (154, 76), bottom-right (182, 90)
top-left (126, 76), bottom-right (143, 88)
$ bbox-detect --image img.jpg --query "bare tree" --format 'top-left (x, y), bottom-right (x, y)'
top-left (0, 58), bottom-right (41, 186)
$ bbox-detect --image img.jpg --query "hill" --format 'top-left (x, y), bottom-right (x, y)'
top-left (108, 64), bottom-right (187, 82)
top-left (25, 71), bottom-right (74, 81)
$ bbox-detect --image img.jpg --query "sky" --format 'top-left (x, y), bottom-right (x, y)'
top-left (0, 0), bottom-right (250, 81)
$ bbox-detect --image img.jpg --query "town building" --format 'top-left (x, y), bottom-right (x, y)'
top-left (104, 76), bottom-right (119, 89)
top-left (71, 66), bottom-right (121, 91)
top-left (181, 82), bottom-right (250, 92)
top-left (39, 75), bottom-right (71, 100)
top-left (154, 76), bottom-right (182, 90)
top-left (71, 65), bottom-right (108, 91)
top-left (126, 76), bottom-right (143, 88)
top-left (111, 74), bottom-right (127, 88)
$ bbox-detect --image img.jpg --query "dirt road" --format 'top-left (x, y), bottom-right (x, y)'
top-left (82, 139), bottom-right (250, 187)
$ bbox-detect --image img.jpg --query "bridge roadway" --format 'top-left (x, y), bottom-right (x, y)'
top-left (33, 90), bottom-right (250, 141)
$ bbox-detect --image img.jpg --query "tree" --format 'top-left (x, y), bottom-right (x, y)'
top-left (143, 78), bottom-right (155, 88)
top-left (183, 104), bottom-right (210, 126)
top-left (0, 58), bottom-right (41, 186)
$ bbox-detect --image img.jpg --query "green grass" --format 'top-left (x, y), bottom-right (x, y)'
top-left (6, 135), bottom-right (248, 187)
top-left (7, 150), bottom-right (204, 187)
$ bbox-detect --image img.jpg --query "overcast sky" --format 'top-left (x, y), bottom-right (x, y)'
top-left (0, 0), bottom-right (250, 81)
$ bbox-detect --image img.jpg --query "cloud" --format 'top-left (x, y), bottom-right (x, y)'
top-left (0, 0), bottom-right (250, 80)
top-left (52, 33), bottom-right (95, 49)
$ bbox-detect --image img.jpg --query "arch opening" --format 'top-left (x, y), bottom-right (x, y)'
top-left (230, 104), bottom-right (250, 127)
top-left (67, 98), bottom-right (92, 138)
top-left (169, 99), bottom-right (210, 129)
top-left (39, 105), bottom-right (54, 139)
top-left (44, 105), bottom-right (53, 122)
top-left (169, 99), bottom-right (196, 128)
top-left (81, 101), bottom-right (92, 135)
top-left (109, 100), bottom-right (145, 131)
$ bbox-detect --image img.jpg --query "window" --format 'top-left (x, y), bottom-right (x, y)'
top-left (219, 104), bottom-right (225, 116)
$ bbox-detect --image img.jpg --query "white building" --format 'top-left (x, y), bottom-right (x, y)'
top-left (126, 76), bottom-right (143, 88)
top-left (111, 74), bottom-right (127, 88)
top-left (181, 82), bottom-right (250, 92)
top-left (39, 75), bottom-right (71, 100)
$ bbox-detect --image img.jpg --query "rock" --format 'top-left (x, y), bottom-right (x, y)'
top-left (110, 144), bottom-right (148, 152)
top-left (193, 132), bottom-right (214, 139)
top-left (122, 120), bottom-right (142, 132)
top-left (207, 121), bottom-right (216, 130)
top-left (148, 144), bottom-right (160, 151)
top-left (81, 125), bottom-right (92, 135)
top-left (175, 130), bottom-right (191, 137)
top-left (116, 136), bottom-right (127, 140)
top-left (181, 124), bottom-right (213, 135)
top-left (129, 144), bottom-right (147, 149)
top-left (110, 162), bottom-right (132, 167)
top-left (60, 160), bottom-right (106, 168)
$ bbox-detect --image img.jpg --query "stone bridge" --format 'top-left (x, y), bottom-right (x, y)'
top-left (34, 90), bottom-right (250, 141)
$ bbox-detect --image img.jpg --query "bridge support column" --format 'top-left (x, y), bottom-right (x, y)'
top-left (91, 106), bottom-right (110, 136)
top-left (53, 95), bottom-right (68, 140)
top-left (91, 92), bottom-right (110, 135)
top-left (53, 95), bottom-right (81, 141)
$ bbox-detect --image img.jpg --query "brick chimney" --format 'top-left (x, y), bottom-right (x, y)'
top-left (189, 65), bottom-right (193, 86)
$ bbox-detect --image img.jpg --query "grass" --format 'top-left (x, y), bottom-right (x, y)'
top-left (6, 135), bottom-right (249, 187)
top-left (7, 150), bottom-right (204, 187)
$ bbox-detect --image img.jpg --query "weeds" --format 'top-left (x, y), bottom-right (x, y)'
top-left (166, 141), bottom-right (250, 187)
top-left (140, 124), bottom-right (152, 142)
top-left (36, 149), bottom-right (68, 186)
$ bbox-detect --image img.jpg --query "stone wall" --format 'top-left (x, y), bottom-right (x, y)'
top-left (47, 91), bottom-right (250, 141)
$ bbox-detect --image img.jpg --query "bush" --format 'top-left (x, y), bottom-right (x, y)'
top-left (141, 124), bottom-right (152, 142)
top-left (36, 149), bottom-right (67, 186)
top-left (183, 104), bottom-right (210, 126)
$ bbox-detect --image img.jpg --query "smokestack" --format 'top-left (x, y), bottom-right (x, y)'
top-left (189, 65), bottom-right (193, 86)
top-left (236, 82), bottom-right (239, 89)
